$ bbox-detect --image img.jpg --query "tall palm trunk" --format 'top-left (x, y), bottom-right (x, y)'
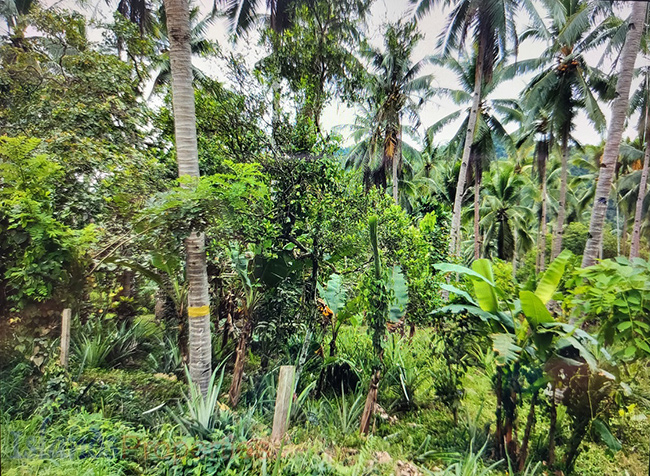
top-left (450, 39), bottom-right (484, 256)
top-left (538, 178), bottom-right (548, 272)
top-left (630, 108), bottom-right (650, 259)
top-left (165, 0), bottom-right (212, 395)
top-left (552, 131), bottom-right (569, 259)
top-left (583, 2), bottom-right (647, 267)
top-left (474, 161), bottom-right (481, 260)
top-left (537, 140), bottom-right (549, 272)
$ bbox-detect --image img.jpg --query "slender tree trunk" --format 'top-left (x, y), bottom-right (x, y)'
top-left (494, 368), bottom-right (504, 459)
top-left (552, 133), bottom-right (569, 259)
top-left (228, 320), bottom-right (252, 407)
top-left (392, 119), bottom-right (402, 203)
top-left (269, 78), bottom-right (281, 149)
top-left (450, 40), bottom-right (485, 256)
top-left (165, 0), bottom-right (212, 395)
top-left (474, 167), bottom-right (481, 260)
top-left (583, 2), bottom-right (647, 267)
top-left (359, 369), bottom-right (381, 435)
top-left (538, 158), bottom-right (548, 272)
top-left (630, 109), bottom-right (650, 258)
top-left (518, 390), bottom-right (538, 472)
top-left (616, 198), bottom-right (621, 255)
top-left (504, 370), bottom-right (519, 465)
top-left (621, 208), bottom-right (629, 257)
top-left (329, 326), bottom-right (339, 357)
top-left (564, 417), bottom-right (589, 475)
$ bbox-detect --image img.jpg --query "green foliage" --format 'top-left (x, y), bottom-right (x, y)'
top-left (365, 215), bottom-right (389, 360)
top-left (318, 273), bottom-right (346, 316)
top-left (431, 312), bottom-right (477, 420)
top-left (562, 222), bottom-right (618, 259)
top-left (261, 0), bottom-right (369, 127)
top-left (171, 366), bottom-right (240, 439)
top-left (437, 440), bottom-right (502, 476)
top-left (78, 368), bottom-right (185, 424)
top-left (570, 257), bottom-right (650, 361)
top-left (382, 336), bottom-right (435, 411)
top-left (491, 260), bottom-right (516, 301)
top-left (388, 266), bottom-right (409, 322)
top-left (156, 83), bottom-right (268, 175)
top-left (1, 8), bottom-right (145, 142)
top-left (72, 315), bottom-right (159, 370)
top-left (324, 387), bottom-right (365, 435)
top-left (0, 136), bottom-right (95, 308)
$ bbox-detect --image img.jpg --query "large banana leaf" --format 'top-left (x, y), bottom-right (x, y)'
top-left (535, 249), bottom-right (573, 304)
top-left (433, 261), bottom-right (499, 313)
top-left (440, 283), bottom-right (478, 306)
top-left (592, 419), bottom-right (622, 452)
top-left (471, 259), bottom-right (498, 313)
top-left (435, 304), bottom-right (497, 323)
top-left (557, 336), bottom-right (598, 371)
top-left (520, 291), bottom-right (554, 326)
top-left (433, 263), bottom-right (496, 286)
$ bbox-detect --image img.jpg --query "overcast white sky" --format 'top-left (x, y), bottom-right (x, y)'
top-left (45, 0), bottom-right (649, 147)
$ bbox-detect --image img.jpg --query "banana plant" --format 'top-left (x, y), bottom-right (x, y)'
top-left (433, 250), bottom-right (605, 468)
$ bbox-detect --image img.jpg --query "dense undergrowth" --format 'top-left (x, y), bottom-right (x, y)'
top-left (2, 325), bottom-right (649, 475)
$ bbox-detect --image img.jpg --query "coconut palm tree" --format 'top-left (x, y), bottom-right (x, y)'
top-left (522, 0), bottom-right (614, 260)
top-left (479, 162), bottom-right (535, 262)
top-left (341, 101), bottom-right (424, 200)
top-left (583, 2), bottom-right (648, 267)
top-left (358, 19), bottom-right (433, 203)
top-left (164, 0), bottom-right (211, 395)
top-left (221, 0), bottom-right (299, 36)
top-left (412, 0), bottom-right (537, 257)
top-left (427, 54), bottom-right (516, 259)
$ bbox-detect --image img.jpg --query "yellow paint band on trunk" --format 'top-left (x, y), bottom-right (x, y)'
top-left (187, 305), bottom-right (210, 318)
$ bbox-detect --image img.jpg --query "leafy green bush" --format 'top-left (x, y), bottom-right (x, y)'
top-left (0, 136), bottom-right (95, 310)
top-left (569, 257), bottom-right (650, 360)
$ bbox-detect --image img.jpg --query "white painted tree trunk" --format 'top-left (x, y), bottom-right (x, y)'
top-left (630, 109), bottom-right (650, 259)
top-left (450, 43), bottom-right (484, 257)
top-left (582, 2), bottom-right (647, 268)
top-left (164, 0), bottom-right (212, 395)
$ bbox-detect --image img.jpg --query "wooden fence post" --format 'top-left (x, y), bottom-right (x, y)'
top-left (60, 308), bottom-right (71, 368)
top-left (271, 365), bottom-right (295, 443)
